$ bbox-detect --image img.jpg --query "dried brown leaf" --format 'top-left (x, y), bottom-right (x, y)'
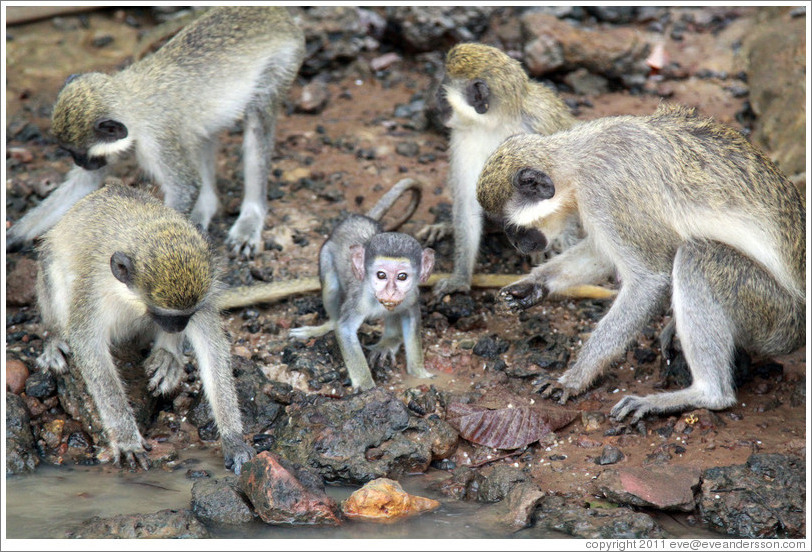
top-left (446, 402), bottom-right (577, 450)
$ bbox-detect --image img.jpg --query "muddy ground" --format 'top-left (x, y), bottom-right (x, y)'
top-left (4, 6), bottom-right (808, 540)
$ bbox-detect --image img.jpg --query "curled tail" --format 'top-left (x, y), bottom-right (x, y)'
top-left (365, 177), bottom-right (423, 232)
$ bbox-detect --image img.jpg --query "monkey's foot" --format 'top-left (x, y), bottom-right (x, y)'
top-left (498, 280), bottom-right (548, 311)
top-left (432, 274), bottom-right (471, 297)
top-left (36, 339), bottom-right (71, 373)
top-left (145, 348), bottom-right (185, 396)
top-left (415, 222), bottom-right (451, 246)
top-left (222, 434), bottom-right (256, 475)
top-left (609, 396), bottom-right (654, 424)
top-left (226, 209), bottom-right (264, 260)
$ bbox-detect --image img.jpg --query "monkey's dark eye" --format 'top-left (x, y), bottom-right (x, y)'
top-left (397, 273), bottom-right (408, 281)
top-left (377, 271), bottom-right (387, 280)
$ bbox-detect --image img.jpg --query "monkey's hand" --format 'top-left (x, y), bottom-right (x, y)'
top-left (416, 222), bottom-right (451, 246)
top-left (432, 274), bottom-right (471, 297)
top-left (222, 434), bottom-right (255, 475)
top-left (145, 348), bottom-right (185, 396)
top-left (100, 436), bottom-right (153, 471)
top-left (535, 377), bottom-right (583, 405)
top-left (498, 279), bottom-right (548, 311)
top-left (36, 339), bottom-right (72, 374)
top-left (367, 338), bottom-right (402, 368)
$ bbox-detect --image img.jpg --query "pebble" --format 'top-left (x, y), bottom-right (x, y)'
top-left (6, 358), bottom-right (29, 394)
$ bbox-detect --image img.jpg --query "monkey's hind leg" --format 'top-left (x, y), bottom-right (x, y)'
top-left (226, 102), bottom-right (276, 259)
top-left (612, 242), bottom-right (802, 423)
top-left (145, 331), bottom-right (186, 396)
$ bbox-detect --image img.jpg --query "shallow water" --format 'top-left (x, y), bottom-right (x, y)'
top-left (4, 445), bottom-right (562, 540)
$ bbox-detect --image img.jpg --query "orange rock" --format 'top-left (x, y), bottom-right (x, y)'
top-left (342, 478), bottom-right (440, 523)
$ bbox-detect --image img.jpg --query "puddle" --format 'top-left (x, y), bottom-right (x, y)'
top-left (4, 446), bottom-right (564, 540)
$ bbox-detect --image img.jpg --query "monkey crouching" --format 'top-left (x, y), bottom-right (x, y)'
top-left (290, 179), bottom-right (435, 390)
top-left (476, 104), bottom-right (805, 422)
top-left (35, 184), bottom-right (255, 473)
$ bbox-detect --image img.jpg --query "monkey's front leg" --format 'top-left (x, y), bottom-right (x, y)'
top-left (185, 309), bottom-right (255, 474)
top-left (336, 312), bottom-right (376, 390)
top-left (367, 314), bottom-right (403, 368)
top-left (540, 274), bottom-right (670, 404)
top-left (71, 332), bottom-right (152, 470)
top-left (401, 306), bottom-right (433, 379)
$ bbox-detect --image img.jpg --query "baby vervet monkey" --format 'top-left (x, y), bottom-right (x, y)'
top-left (290, 178), bottom-right (435, 390)
top-left (476, 104), bottom-right (805, 423)
top-left (417, 42), bottom-right (580, 297)
top-left (36, 184), bottom-right (255, 473)
top-left (6, 6), bottom-right (305, 259)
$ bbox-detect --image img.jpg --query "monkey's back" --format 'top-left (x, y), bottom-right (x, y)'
top-left (562, 106), bottom-right (805, 295)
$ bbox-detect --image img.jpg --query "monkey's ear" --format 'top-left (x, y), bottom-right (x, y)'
top-left (513, 167), bottom-right (555, 201)
top-left (419, 248), bottom-right (435, 284)
top-left (465, 79), bottom-right (490, 114)
top-left (110, 251), bottom-right (135, 286)
top-left (94, 119), bottom-right (128, 142)
top-left (350, 244), bottom-right (366, 281)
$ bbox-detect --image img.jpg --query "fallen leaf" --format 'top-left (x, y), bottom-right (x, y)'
top-left (446, 402), bottom-right (577, 450)
top-left (342, 478), bottom-right (440, 523)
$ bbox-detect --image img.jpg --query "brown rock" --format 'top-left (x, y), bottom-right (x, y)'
top-left (297, 78), bottom-right (330, 114)
top-left (596, 466), bottom-right (702, 512)
top-left (342, 478), bottom-right (440, 522)
top-left (521, 12), bottom-right (650, 87)
top-left (5, 257), bottom-right (38, 306)
top-left (239, 451), bottom-right (340, 525)
top-left (6, 358), bottom-right (29, 394)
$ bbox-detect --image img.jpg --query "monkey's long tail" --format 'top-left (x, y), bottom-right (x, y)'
top-left (366, 177), bottom-right (423, 232)
top-left (217, 273), bottom-right (615, 309)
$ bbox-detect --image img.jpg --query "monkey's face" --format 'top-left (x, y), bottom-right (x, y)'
top-left (149, 307), bottom-right (195, 334)
top-left (504, 224), bottom-right (548, 255)
top-left (51, 73), bottom-right (132, 171)
top-left (369, 258), bottom-right (417, 311)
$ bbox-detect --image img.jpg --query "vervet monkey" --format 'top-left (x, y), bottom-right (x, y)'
top-left (476, 104), bottom-right (805, 423)
top-left (417, 43), bottom-right (579, 297)
top-left (290, 178), bottom-right (436, 390)
top-left (6, 6), bottom-right (305, 259)
top-left (36, 184), bottom-right (255, 472)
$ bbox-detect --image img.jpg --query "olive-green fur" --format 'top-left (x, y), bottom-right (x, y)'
top-left (51, 73), bottom-right (117, 149)
top-left (445, 43), bottom-right (574, 132)
top-left (47, 184), bottom-right (214, 311)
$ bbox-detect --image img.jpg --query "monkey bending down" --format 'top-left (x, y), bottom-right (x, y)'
top-left (417, 43), bottom-right (580, 297)
top-left (476, 104), bottom-right (805, 422)
top-left (35, 184), bottom-right (255, 473)
top-left (6, 6), bottom-right (305, 259)
top-left (289, 178), bottom-right (435, 390)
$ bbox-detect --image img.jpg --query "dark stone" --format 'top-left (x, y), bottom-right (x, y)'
top-left (6, 392), bottom-right (39, 474)
top-left (532, 495), bottom-right (666, 538)
top-left (191, 476), bottom-right (255, 525)
top-left (700, 453), bottom-right (805, 538)
top-left (596, 445), bottom-right (624, 466)
top-left (24, 369), bottom-right (57, 398)
top-left (431, 293), bottom-right (477, 325)
top-left (472, 335), bottom-right (510, 359)
top-left (270, 387), bottom-right (435, 484)
top-left (64, 509), bottom-right (209, 538)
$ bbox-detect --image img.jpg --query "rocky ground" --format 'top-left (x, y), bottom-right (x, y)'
top-left (4, 6), bottom-right (807, 540)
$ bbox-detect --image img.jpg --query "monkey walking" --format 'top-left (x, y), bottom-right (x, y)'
top-left (476, 104), bottom-right (805, 422)
top-left (416, 43), bottom-right (580, 297)
top-left (35, 184), bottom-right (255, 473)
top-left (290, 178), bottom-right (436, 390)
top-left (6, 6), bottom-right (305, 259)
